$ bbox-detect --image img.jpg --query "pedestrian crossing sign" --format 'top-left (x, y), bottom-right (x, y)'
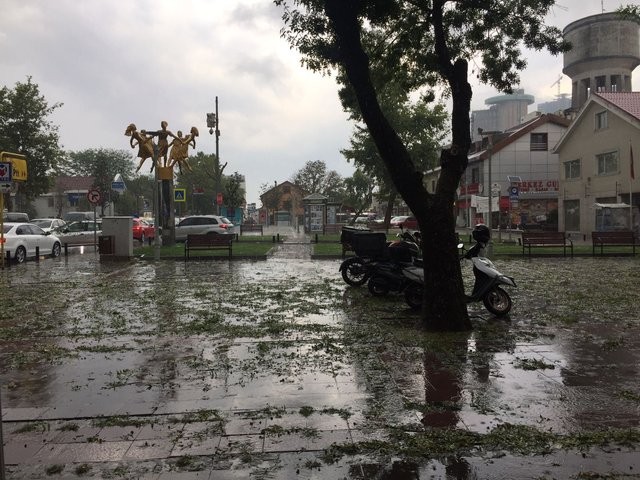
top-left (174, 188), bottom-right (186, 202)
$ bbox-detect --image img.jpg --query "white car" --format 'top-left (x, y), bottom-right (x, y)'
top-left (52, 220), bottom-right (102, 245)
top-left (31, 218), bottom-right (67, 233)
top-left (1, 222), bottom-right (62, 263)
top-left (174, 215), bottom-right (235, 242)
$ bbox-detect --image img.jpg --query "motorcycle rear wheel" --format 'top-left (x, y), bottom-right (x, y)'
top-left (367, 276), bottom-right (390, 296)
top-left (404, 283), bottom-right (423, 310)
top-left (340, 257), bottom-right (370, 286)
top-left (483, 286), bottom-right (512, 316)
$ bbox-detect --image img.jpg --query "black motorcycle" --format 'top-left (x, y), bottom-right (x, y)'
top-left (339, 229), bottom-right (420, 287)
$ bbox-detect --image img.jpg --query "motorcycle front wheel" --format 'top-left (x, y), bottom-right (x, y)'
top-left (404, 283), bottom-right (423, 310)
top-left (367, 276), bottom-right (389, 296)
top-left (483, 286), bottom-right (512, 316)
top-left (340, 257), bottom-right (370, 286)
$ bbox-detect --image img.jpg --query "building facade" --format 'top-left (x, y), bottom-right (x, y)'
top-left (458, 114), bottom-right (570, 229)
top-left (555, 92), bottom-right (640, 236)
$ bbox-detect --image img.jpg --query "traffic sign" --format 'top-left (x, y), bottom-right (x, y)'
top-left (216, 192), bottom-right (223, 206)
top-left (509, 186), bottom-right (519, 200)
top-left (0, 162), bottom-right (11, 182)
top-left (87, 189), bottom-right (102, 205)
top-left (174, 188), bottom-right (186, 202)
top-left (111, 181), bottom-right (126, 192)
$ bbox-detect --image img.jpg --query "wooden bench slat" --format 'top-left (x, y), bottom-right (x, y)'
top-left (521, 232), bottom-right (573, 257)
top-left (591, 231), bottom-right (636, 256)
top-left (185, 234), bottom-right (233, 260)
top-left (240, 224), bottom-right (264, 235)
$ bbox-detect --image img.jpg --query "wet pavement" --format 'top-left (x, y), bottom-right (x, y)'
top-left (1, 227), bottom-right (639, 479)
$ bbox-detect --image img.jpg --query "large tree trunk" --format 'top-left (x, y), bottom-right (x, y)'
top-left (325, 0), bottom-right (471, 331)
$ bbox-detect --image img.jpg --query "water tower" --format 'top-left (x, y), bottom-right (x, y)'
top-left (563, 12), bottom-right (640, 110)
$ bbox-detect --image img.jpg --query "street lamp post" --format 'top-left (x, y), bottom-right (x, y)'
top-left (478, 129), bottom-right (500, 256)
top-left (207, 97), bottom-right (221, 215)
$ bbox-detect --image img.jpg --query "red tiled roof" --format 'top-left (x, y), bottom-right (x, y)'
top-left (596, 92), bottom-right (640, 121)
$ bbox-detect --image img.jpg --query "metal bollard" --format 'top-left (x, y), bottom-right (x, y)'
top-left (35, 246), bottom-right (40, 261)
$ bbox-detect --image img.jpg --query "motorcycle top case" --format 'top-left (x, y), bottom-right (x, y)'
top-left (388, 242), bottom-right (417, 262)
top-left (349, 232), bottom-right (388, 258)
top-left (340, 225), bottom-right (371, 246)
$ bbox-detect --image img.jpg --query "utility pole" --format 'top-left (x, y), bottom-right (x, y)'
top-left (207, 97), bottom-right (221, 215)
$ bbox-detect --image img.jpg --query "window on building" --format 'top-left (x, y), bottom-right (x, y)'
top-left (564, 199), bottom-right (580, 232)
top-left (596, 151), bottom-right (618, 176)
top-left (610, 75), bottom-right (620, 92)
top-left (564, 159), bottom-right (581, 180)
top-left (595, 111), bottom-right (608, 130)
top-left (595, 75), bottom-right (606, 92)
top-left (530, 133), bottom-right (548, 151)
top-left (471, 167), bottom-right (480, 184)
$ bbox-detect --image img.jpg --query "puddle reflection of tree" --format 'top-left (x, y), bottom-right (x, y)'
top-left (340, 294), bottom-right (505, 478)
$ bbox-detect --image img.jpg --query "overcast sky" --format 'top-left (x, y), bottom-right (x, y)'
top-left (1, 0), bottom-right (638, 205)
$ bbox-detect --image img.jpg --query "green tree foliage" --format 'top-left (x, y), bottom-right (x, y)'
top-left (0, 77), bottom-right (63, 207)
top-left (290, 159), bottom-right (344, 200)
top-left (175, 152), bottom-right (242, 214)
top-left (343, 168), bottom-right (375, 221)
top-left (276, 0), bottom-right (568, 330)
top-left (224, 172), bottom-right (246, 208)
top-left (57, 148), bottom-right (134, 215)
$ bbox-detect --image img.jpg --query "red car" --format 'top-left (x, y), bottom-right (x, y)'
top-left (132, 218), bottom-right (155, 243)
top-left (400, 216), bottom-right (418, 230)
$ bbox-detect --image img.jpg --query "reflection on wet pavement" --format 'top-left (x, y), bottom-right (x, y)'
top-left (1, 240), bottom-right (639, 478)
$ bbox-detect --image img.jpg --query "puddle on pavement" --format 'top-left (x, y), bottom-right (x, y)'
top-left (2, 256), bottom-right (640, 477)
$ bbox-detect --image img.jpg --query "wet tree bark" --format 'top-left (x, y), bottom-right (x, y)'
top-left (325, 0), bottom-right (472, 331)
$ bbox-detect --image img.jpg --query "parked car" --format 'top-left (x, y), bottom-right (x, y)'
top-left (174, 215), bottom-right (234, 242)
top-left (53, 220), bottom-right (102, 245)
top-left (390, 215), bottom-right (410, 228)
top-left (1, 222), bottom-right (62, 263)
top-left (399, 216), bottom-right (418, 230)
top-left (132, 218), bottom-right (155, 243)
top-left (63, 211), bottom-right (97, 223)
top-left (31, 218), bottom-right (67, 233)
top-left (2, 212), bottom-right (29, 222)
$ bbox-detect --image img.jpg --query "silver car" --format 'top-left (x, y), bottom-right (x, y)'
top-left (53, 220), bottom-right (102, 245)
top-left (174, 215), bottom-right (235, 242)
top-left (32, 218), bottom-right (67, 233)
top-left (1, 222), bottom-right (62, 263)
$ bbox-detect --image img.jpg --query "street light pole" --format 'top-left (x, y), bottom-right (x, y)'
top-left (207, 97), bottom-right (221, 215)
top-left (479, 129), bottom-right (500, 256)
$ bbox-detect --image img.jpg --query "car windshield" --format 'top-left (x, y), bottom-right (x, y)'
top-left (32, 220), bottom-right (53, 228)
top-left (2, 225), bottom-right (12, 234)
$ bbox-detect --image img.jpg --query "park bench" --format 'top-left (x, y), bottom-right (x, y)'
top-left (185, 234), bottom-right (233, 260)
top-left (591, 231), bottom-right (636, 256)
top-left (239, 224), bottom-right (264, 235)
top-left (521, 231), bottom-right (573, 257)
top-left (323, 224), bottom-right (343, 235)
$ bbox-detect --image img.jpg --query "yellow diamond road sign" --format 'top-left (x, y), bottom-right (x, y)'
top-left (174, 188), bottom-right (186, 202)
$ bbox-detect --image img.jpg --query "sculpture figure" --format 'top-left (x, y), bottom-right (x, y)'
top-left (168, 127), bottom-right (199, 174)
top-left (125, 123), bottom-right (156, 172)
top-left (144, 121), bottom-right (176, 167)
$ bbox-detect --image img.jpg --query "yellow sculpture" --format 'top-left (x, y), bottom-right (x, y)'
top-left (145, 121), bottom-right (177, 167)
top-left (168, 127), bottom-right (199, 174)
top-left (126, 122), bottom-right (197, 174)
top-left (125, 123), bottom-right (156, 173)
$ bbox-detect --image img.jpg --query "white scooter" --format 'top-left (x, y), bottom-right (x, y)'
top-left (403, 225), bottom-right (516, 316)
